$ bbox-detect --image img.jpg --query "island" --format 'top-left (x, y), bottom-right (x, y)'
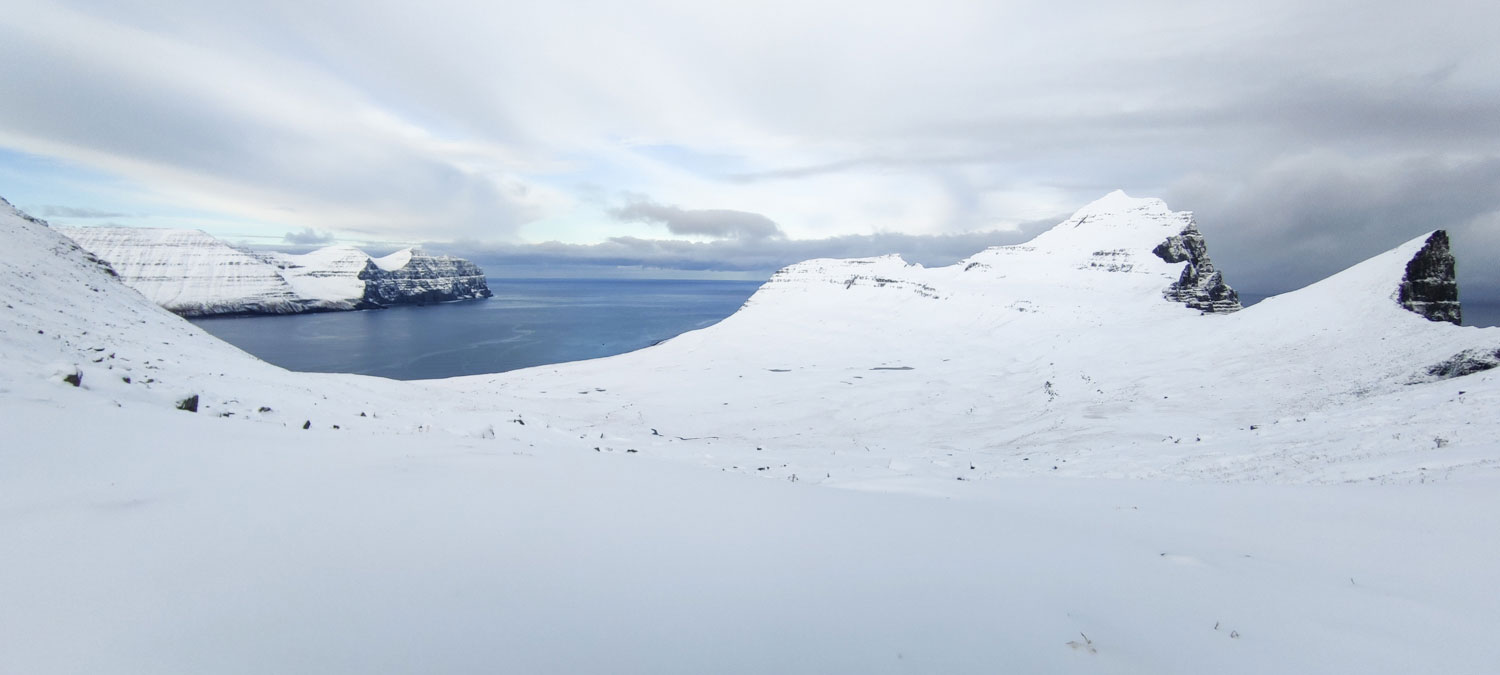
top-left (60, 226), bottom-right (491, 316)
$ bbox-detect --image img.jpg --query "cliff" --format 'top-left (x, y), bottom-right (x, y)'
top-left (60, 227), bottom-right (491, 316)
top-left (359, 248), bottom-right (492, 307)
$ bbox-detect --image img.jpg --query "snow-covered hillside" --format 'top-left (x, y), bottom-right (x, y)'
top-left (453, 191), bottom-right (1500, 486)
top-left (61, 226), bottom-right (492, 316)
top-left (4, 193), bottom-right (1499, 674)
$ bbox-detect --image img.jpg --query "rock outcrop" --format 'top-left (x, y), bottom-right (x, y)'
top-left (1152, 222), bottom-right (1241, 313)
top-left (359, 248), bottom-right (492, 306)
top-left (1419, 347), bottom-right (1500, 381)
top-left (1397, 230), bottom-right (1461, 324)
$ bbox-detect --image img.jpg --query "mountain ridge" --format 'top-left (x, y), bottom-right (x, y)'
top-left (60, 225), bottom-right (492, 316)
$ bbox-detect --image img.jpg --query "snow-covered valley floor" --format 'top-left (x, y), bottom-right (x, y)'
top-left (3, 193), bottom-right (1498, 673)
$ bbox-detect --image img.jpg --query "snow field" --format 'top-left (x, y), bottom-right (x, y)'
top-left (3, 192), bottom-right (1498, 673)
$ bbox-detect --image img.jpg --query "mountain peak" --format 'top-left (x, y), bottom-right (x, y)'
top-left (1068, 189), bottom-right (1168, 220)
top-left (1029, 191), bottom-right (1189, 251)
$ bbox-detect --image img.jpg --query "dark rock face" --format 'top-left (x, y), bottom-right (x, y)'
top-left (1152, 222), bottom-right (1241, 313)
top-left (1397, 231), bottom-right (1461, 324)
top-left (358, 249), bottom-right (493, 307)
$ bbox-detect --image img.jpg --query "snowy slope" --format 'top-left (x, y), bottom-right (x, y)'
top-left (5, 193), bottom-right (1500, 674)
top-left (6, 394), bottom-right (1498, 675)
top-left (5, 202), bottom-right (526, 442)
top-left (372, 247), bottom-right (414, 271)
top-left (267, 244), bottom-right (372, 306)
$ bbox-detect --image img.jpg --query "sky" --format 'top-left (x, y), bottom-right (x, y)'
top-left (1, 0), bottom-right (1498, 303)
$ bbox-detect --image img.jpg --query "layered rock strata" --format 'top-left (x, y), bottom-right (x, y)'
top-left (1152, 222), bottom-right (1241, 313)
top-left (1397, 230), bottom-right (1461, 324)
top-left (360, 249), bottom-right (491, 307)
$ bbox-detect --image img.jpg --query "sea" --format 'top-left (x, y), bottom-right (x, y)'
top-left (189, 278), bottom-right (765, 381)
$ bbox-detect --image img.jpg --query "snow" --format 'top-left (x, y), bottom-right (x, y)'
top-left (4, 193), bottom-right (1499, 673)
top-left (271, 244), bottom-right (372, 303)
top-left (373, 246), bottom-right (414, 271)
top-left (6, 394), bottom-right (1498, 674)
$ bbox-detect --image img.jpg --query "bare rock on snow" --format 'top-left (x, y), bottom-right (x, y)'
top-left (1153, 221), bottom-right (1240, 314)
top-left (1419, 347), bottom-right (1500, 381)
top-left (1398, 230), bottom-right (1462, 325)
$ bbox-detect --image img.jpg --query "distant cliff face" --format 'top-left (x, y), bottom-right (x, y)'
top-left (358, 249), bottom-right (492, 307)
top-left (60, 227), bottom-right (316, 316)
top-left (1398, 230), bottom-right (1461, 325)
top-left (60, 227), bottom-right (491, 316)
top-left (1152, 222), bottom-right (1241, 314)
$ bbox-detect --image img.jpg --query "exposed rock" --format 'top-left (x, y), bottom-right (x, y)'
top-left (358, 248), bottom-right (492, 307)
top-left (176, 394), bottom-right (199, 412)
top-left (63, 369), bottom-right (82, 387)
top-left (1152, 222), bottom-right (1240, 313)
top-left (1418, 347), bottom-right (1500, 382)
top-left (1397, 231), bottom-right (1461, 324)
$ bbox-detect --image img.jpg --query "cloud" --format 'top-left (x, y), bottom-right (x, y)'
top-left (0, 2), bottom-right (558, 241)
top-left (283, 227), bottom-right (335, 245)
top-left (36, 205), bottom-right (130, 218)
top-left (0, 0), bottom-right (1498, 311)
top-left (723, 154), bottom-right (993, 183)
top-left (441, 223), bottom-right (1056, 277)
top-left (608, 196), bottom-right (783, 240)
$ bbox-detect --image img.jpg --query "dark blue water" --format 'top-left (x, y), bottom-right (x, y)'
top-left (190, 278), bottom-right (764, 380)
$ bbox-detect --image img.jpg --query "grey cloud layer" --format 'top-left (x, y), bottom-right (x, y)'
top-left (444, 218), bottom-right (1060, 273)
top-left (609, 197), bottom-right (783, 240)
top-left (1, 0), bottom-right (1498, 305)
top-left (1169, 153), bottom-right (1500, 303)
top-left (283, 227), bottom-right (336, 245)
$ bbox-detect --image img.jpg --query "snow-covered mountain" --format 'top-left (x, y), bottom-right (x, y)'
top-left (60, 226), bottom-right (492, 316)
top-left (453, 190), bottom-right (1495, 485)
top-left (4, 193), bottom-right (1498, 674)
